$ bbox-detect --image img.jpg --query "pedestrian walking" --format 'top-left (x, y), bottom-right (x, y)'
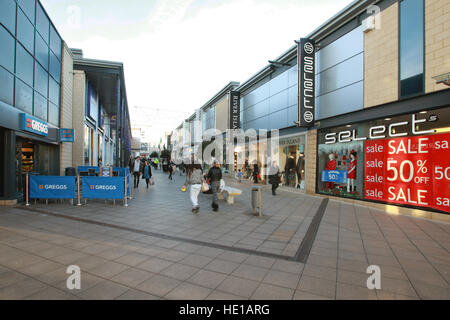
top-left (207, 160), bottom-right (222, 212)
top-left (133, 156), bottom-right (141, 188)
top-left (182, 164), bottom-right (204, 214)
top-left (237, 169), bottom-right (242, 183)
top-left (268, 161), bottom-right (281, 196)
top-left (143, 161), bottom-right (152, 188)
top-left (253, 162), bottom-right (259, 184)
top-left (168, 160), bottom-right (174, 180)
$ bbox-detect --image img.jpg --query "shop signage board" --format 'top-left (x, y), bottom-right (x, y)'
top-left (230, 91), bottom-right (240, 129)
top-left (321, 170), bottom-right (348, 183)
top-left (60, 128), bottom-right (74, 142)
top-left (30, 176), bottom-right (76, 199)
top-left (364, 133), bottom-right (450, 212)
top-left (21, 113), bottom-right (48, 137)
top-left (297, 38), bottom-right (315, 128)
top-left (82, 176), bottom-right (125, 199)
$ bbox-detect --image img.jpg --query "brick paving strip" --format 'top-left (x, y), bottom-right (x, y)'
top-left (0, 171), bottom-right (448, 300)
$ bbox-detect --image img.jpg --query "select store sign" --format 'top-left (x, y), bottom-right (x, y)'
top-left (319, 108), bottom-right (450, 214)
top-left (365, 133), bottom-right (449, 212)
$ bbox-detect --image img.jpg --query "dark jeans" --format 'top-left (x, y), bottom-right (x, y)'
top-left (145, 178), bottom-right (149, 188)
top-left (168, 171), bottom-right (173, 180)
top-left (253, 174), bottom-right (258, 183)
top-left (211, 181), bottom-right (220, 208)
top-left (134, 172), bottom-right (140, 187)
top-left (271, 183), bottom-right (278, 194)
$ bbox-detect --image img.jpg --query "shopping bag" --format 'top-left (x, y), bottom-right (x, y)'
top-left (149, 177), bottom-right (155, 185)
top-left (201, 180), bottom-right (210, 192)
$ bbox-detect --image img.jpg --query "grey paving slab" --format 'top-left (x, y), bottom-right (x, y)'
top-left (0, 170), bottom-right (448, 300)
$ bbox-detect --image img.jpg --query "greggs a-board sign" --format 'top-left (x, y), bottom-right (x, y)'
top-left (364, 133), bottom-right (450, 213)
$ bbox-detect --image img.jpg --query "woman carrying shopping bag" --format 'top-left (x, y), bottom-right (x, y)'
top-left (143, 161), bottom-right (152, 189)
top-left (182, 164), bottom-right (205, 214)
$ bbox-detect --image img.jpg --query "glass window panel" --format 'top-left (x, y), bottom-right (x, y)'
top-left (15, 78), bottom-right (33, 113)
top-left (50, 25), bottom-right (61, 61)
top-left (49, 51), bottom-right (60, 83)
top-left (36, 2), bottom-right (49, 43)
top-left (17, 8), bottom-right (34, 54)
top-left (48, 102), bottom-right (59, 126)
top-left (35, 32), bottom-right (49, 70)
top-left (0, 25), bottom-right (15, 73)
top-left (18, 0), bottom-right (35, 24)
top-left (34, 62), bottom-right (48, 97)
top-left (16, 42), bottom-right (34, 86)
top-left (0, 66), bottom-right (14, 106)
top-left (400, 0), bottom-right (424, 97)
top-left (0, 0), bottom-right (16, 34)
top-left (33, 92), bottom-right (47, 121)
top-left (48, 76), bottom-right (59, 105)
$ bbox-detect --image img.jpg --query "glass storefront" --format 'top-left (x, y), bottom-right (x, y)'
top-left (278, 135), bottom-right (306, 189)
top-left (317, 106), bottom-right (450, 214)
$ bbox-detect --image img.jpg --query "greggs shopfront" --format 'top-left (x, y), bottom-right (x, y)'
top-left (316, 106), bottom-right (450, 215)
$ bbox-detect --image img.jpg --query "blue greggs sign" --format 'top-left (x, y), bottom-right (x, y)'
top-left (21, 113), bottom-right (48, 136)
top-left (82, 176), bottom-right (125, 199)
top-left (30, 176), bottom-right (76, 199)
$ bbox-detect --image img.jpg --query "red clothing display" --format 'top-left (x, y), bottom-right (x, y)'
top-left (325, 158), bottom-right (336, 192)
top-left (348, 159), bottom-right (356, 179)
top-left (325, 159), bottom-right (336, 171)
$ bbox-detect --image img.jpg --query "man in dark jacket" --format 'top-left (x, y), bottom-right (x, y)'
top-left (268, 161), bottom-right (281, 196)
top-left (207, 160), bottom-right (222, 212)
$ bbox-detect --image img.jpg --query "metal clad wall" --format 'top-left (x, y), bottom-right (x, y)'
top-left (242, 64), bottom-right (297, 131)
top-left (315, 26), bottom-right (364, 120)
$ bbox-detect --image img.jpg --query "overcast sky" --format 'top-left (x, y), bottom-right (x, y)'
top-left (41, 0), bottom-right (353, 145)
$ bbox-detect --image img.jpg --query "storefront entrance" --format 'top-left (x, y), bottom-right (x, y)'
top-left (278, 134), bottom-right (306, 189)
top-left (15, 137), bottom-right (59, 201)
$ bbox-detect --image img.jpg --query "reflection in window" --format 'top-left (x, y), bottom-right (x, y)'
top-left (49, 51), bottom-right (61, 83)
top-left (0, 66), bottom-right (14, 106)
top-left (17, 8), bottom-right (34, 54)
top-left (0, 25), bottom-right (15, 73)
top-left (15, 78), bottom-right (33, 113)
top-left (34, 63), bottom-right (48, 97)
top-left (399, 0), bottom-right (424, 97)
top-left (18, 0), bottom-right (36, 24)
top-left (16, 43), bottom-right (34, 86)
top-left (36, 2), bottom-right (49, 43)
top-left (50, 25), bottom-right (62, 61)
top-left (48, 76), bottom-right (59, 105)
top-left (35, 32), bottom-right (49, 70)
top-left (48, 102), bottom-right (59, 126)
top-left (33, 92), bottom-right (48, 121)
top-left (0, 0), bottom-right (16, 34)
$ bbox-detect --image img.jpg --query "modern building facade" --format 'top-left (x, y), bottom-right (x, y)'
top-left (71, 49), bottom-right (132, 169)
top-left (0, 0), bottom-right (64, 204)
top-left (0, 0), bottom-right (132, 204)
top-left (171, 0), bottom-right (449, 221)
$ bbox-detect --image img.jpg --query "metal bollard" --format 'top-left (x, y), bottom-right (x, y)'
top-left (251, 186), bottom-right (262, 216)
top-left (124, 176), bottom-right (128, 207)
top-left (77, 175), bottom-right (82, 206)
top-left (25, 172), bottom-right (30, 206)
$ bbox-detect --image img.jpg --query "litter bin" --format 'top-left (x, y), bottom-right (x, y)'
top-left (65, 167), bottom-right (76, 176)
top-left (251, 186), bottom-right (262, 216)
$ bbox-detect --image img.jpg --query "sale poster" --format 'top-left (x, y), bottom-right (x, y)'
top-left (364, 133), bottom-right (450, 213)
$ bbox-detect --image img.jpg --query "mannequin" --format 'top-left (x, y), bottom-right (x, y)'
top-left (296, 154), bottom-right (305, 189)
top-left (285, 152), bottom-right (296, 187)
top-left (347, 151), bottom-right (357, 192)
top-left (325, 153), bottom-right (336, 192)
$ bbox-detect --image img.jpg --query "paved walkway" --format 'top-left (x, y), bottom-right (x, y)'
top-left (0, 170), bottom-right (448, 300)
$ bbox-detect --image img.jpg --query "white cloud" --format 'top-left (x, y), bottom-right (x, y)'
top-left (41, 0), bottom-right (352, 145)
